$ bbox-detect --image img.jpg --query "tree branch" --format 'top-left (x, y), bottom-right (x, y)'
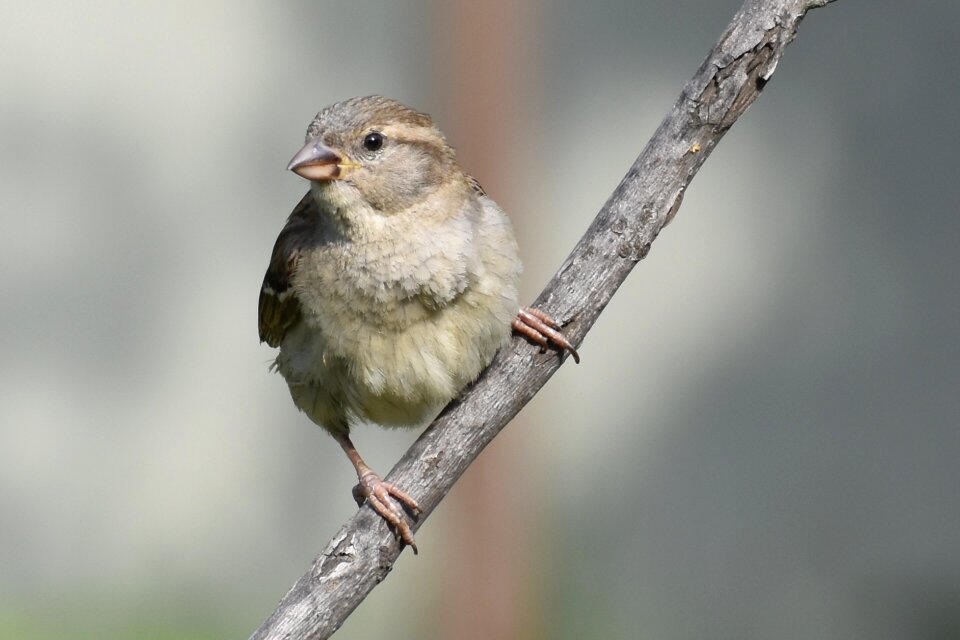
top-left (249, 1), bottom-right (839, 638)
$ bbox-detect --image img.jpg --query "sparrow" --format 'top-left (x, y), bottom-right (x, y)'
top-left (259, 96), bottom-right (578, 552)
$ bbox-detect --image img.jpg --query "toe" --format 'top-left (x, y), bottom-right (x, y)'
top-left (382, 482), bottom-right (421, 514)
top-left (356, 473), bottom-right (420, 553)
top-left (514, 308), bottom-right (581, 363)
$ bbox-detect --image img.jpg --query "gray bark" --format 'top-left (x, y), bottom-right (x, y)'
top-left (249, 1), bottom-right (840, 638)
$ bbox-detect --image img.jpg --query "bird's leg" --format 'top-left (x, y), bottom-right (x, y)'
top-left (512, 307), bottom-right (580, 363)
top-left (333, 431), bottom-right (421, 553)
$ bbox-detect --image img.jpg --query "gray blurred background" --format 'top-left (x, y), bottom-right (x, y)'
top-left (2, 1), bottom-right (959, 639)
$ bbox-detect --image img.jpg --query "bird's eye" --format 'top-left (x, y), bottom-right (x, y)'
top-left (362, 132), bottom-right (385, 152)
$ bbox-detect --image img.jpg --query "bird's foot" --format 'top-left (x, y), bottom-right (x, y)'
top-left (352, 472), bottom-right (421, 553)
top-left (512, 307), bottom-right (580, 363)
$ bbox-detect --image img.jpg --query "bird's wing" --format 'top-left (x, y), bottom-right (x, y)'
top-left (258, 192), bottom-right (317, 347)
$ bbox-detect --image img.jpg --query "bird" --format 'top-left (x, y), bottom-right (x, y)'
top-left (259, 95), bottom-right (578, 552)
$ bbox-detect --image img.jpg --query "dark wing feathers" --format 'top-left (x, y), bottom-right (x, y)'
top-left (466, 174), bottom-right (486, 197)
top-left (258, 192), bottom-right (318, 347)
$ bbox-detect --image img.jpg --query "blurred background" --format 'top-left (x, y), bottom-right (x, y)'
top-left (2, 1), bottom-right (959, 638)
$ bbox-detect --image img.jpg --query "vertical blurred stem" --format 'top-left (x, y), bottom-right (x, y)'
top-left (436, 1), bottom-right (542, 638)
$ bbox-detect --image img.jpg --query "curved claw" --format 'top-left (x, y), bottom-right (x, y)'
top-left (512, 307), bottom-right (580, 363)
top-left (355, 472), bottom-right (420, 553)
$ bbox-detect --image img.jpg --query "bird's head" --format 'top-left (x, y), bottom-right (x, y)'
top-left (288, 95), bottom-right (459, 213)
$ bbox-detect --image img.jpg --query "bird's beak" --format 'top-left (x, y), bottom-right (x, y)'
top-left (287, 140), bottom-right (344, 181)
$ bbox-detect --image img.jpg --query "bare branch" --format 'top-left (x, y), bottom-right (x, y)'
top-left (249, 1), bottom-right (839, 638)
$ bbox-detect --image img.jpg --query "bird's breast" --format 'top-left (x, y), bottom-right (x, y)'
top-left (276, 192), bottom-right (521, 427)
